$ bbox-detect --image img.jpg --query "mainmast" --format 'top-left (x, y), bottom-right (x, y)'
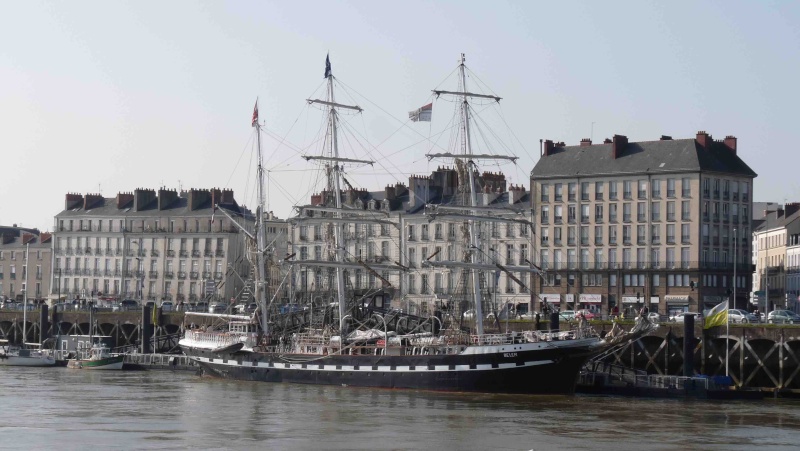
top-left (328, 74), bottom-right (349, 336)
top-left (253, 100), bottom-right (270, 335)
top-left (458, 53), bottom-right (487, 336)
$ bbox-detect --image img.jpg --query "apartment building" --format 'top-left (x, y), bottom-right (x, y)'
top-left (0, 226), bottom-right (52, 301)
top-left (51, 188), bottom-right (254, 304)
top-left (530, 132), bottom-right (756, 317)
top-left (290, 167), bottom-right (534, 316)
top-left (752, 204), bottom-right (800, 312)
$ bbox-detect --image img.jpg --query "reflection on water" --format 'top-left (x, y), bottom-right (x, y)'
top-left (1, 367), bottom-right (800, 450)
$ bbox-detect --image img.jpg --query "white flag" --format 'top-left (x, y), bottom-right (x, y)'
top-left (409, 103), bottom-right (432, 122)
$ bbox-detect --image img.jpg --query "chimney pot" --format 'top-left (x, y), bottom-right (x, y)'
top-left (580, 138), bottom-right (592, 147)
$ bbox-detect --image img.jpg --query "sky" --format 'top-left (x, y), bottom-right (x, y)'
top-left (1, 0), bottom-right (799, 231)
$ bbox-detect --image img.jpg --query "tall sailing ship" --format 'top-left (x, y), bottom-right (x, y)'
top-left (180, 54), bottom-right (614, 394)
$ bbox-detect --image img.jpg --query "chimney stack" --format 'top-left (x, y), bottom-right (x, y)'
top-left (65, 193), bottom-right (84, 210)
top-left (133, 188), bottom-right (156, 212)
top-left (785, 202), bottom-right (800, 217)
top-left (660, 135), bottom-right (673, 141)
top-left (83, 193), bottom-right (104, 210)
top-left (187, 188), bottom-right (210, 211)
top-left (580, 138), bottom-right (592, 147)
top-left (158, 188), bottom-right (178, 210)
top-left (612, 134), bottom-right (628, 159)
top-left (542, 139), bottom-right (554, 157)
top-left (696, 130), bottom-right (712, 147)
top-left (723, 135), bottom-right (737, 155)
top-left (116, 192), bottom-right (134, 209)
top-left (603, 138), bottom-right (612, 144)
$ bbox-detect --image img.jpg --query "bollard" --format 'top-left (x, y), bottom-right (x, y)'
top-left (683, 314), bottom-right (695, 377)
top-left (550, 312), bottom-right (559, 332)
top-left (39, 304), bottom-right (49, 345)
top-left (141, 305), bottom-right (153, 354)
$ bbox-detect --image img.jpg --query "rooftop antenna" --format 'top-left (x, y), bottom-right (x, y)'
top-left (591, 122), bottom-right (595, 142)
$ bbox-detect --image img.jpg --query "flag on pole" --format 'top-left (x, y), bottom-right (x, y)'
top-left (324, 53), bottom-right (331, 78)
top-left (703, 300), bottom-right (728, 329)
top-left (251, 99), bottom-right (259, 127)
top-left (409, 103), bottom-right (432, 122)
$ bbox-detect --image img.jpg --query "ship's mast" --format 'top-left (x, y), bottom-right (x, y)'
top-left (254, 101), bottom-right (270, 335)
top-left (327, 75), bottom-right (349, 336)
top-left (459, 53), bottom-right (486, 336)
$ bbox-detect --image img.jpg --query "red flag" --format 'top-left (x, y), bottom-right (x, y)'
top-left (251, 100), bottom-right (258, 127)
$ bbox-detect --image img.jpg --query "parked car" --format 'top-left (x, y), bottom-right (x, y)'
top-left (575, 309), bottom-right (597, 320)
top-left (767, 310), bottom-right (800, 324)
top-left (669, 312), bottom-right (702, 323)
top-left (115, 299), bottom-right (139, 311)
top-left (160, 301), bottom-right (174, 312)
top-left (558, 310), bottom-right (576, 321)
top-left (209, 303), bottom-right (227, 314)
top-left (728, 309), bottom-right (758, 324)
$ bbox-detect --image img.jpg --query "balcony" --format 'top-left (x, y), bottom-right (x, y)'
top-left (623, 238), bottom-right (632, 245)
top-left (652, 191), bottom-right (661, 199)
top-left (723, 191), bottom-right (729, 199)
top-left (554, 238), bottom-right (562, 246)
top-left (214, 272), bottom-right (223, 280)
top-left (610, 192), bottom-right (618, 201)
top-left (713, 190), bottom-right (720, 199)
top-left (555, 194), bottom-right (563, 202)
top-left (595, 237), bottom-right (603, 246)
top-left (667, 213), bottom-right (675, 222)
top-left (567, 238), bottom-right (576, 246)
top-left (151, 250), bottom-right (159, 257)
top-left (149, 271), bottom-right (159, 278)
top-left (176, 293), bottom-right (185, 301)
top-left (713, 214), bottom-right (719, 222)
top-left (683, 189), bottom-right (691, 198)
top-left (165, 272), bottom-right (174, 279)
top-left (595, 215), bottom-right (603, 223)
top-left (554, 216), bottom-right (563, 224)
top-left (581, 193), bottom-right (589, 201)
top-left (66, 247), bottom-right (74, 255)
top-left (540, 238), bottom-right (549, 246)
top-left (609, 237), bottom-right (617, 245)
top-left (638, 190), bottom-right (647, 199)
top-left (667, 189), bottom-right (676, 198)
top-left (215, 249), bottom-right (224, 257)
top-left (540, 215), bottom-right (549, 224)
top-left (595, 193), bottom-right (603, 201)
top-left (166, 249), bottom-right (175, 257)
top-left (192, 250), bottom-right (201, 257)
top-left (190, 272), bottom-right (199, 280)
top-left (581, 238), bottom-right (589, 246)
top-left (76, 248), bottom-right (84, 255)
top-left (682, 236), bottom-right (691, 244)
top-left (624, 191), bottom-right (632, 200)
top-left (204, 250), bottom-right (213, 257)
top-left (682, 213), bottom-right (691, 221)
top-left (732, 192), bottom-right (739, 201)
top-left (568, 194), bottom-right (576, 202)
top-left (638, 214), bottom-right (646, 222)
top-left (540, 195), bottom-right (549, 203)
top-left (702, 237), bottom-right (709, 245)
top-left (638, 238), bottom-right (647, 245)
top-left (581, 215), bottom-right (590, 223)
top-left (703, 190), bottom-right (710, 199)
top-left (115, 249), bottom-right (124, 256)
top-left (202, 271), bottom-right (212, 279)
top-left (652, 214), bottom-right (661, 222)
top-left (178, 271), bottom-right (187, 279)
top-left (667, 236), bottom-right (676, 245)
top-left (568, 216), bottom-right (576, 224)
top-left (180, 250), bottom-right (188, 258)
top-left (723, 214), bottom-right (729, 223)
top-left (623, 214), bottom-right (631, 223)
top-left (703, 214), bottom-right (709, 222)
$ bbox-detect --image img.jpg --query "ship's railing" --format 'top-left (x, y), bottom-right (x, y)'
top-left (183, 330), bottom-right (258, 348)
top-left (635, 375), bottom-right (710, 390)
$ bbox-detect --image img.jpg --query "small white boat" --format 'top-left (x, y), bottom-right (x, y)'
top-left (0, 341), bottom-right (56, 367)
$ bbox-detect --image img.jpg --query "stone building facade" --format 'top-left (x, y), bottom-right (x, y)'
top-left (530, 132), bottom-right (756, 317)
top-left (0, 226), bottom-right (52, 302)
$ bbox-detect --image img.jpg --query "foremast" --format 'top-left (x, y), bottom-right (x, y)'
top-left (253, 100), bottom-right (270, 335)
top-left (303, 57), bottom-right (373, 337)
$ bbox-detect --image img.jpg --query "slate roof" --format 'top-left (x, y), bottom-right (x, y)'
top-left (531, 138), bottom-right (757, 179)
top-left (54, 196), bottom-right (251, 219)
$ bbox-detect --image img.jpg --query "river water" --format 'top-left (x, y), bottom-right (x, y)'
top-left (1, 367), bottom-right (800, 450)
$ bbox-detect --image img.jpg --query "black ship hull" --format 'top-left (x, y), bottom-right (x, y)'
top-left (182, 339), bottom-right (602, 394)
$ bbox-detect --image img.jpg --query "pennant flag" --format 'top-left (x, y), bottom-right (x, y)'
top-left (324, 53), bottom-right (332, 78)
top-left (251, 99), bottom-right (259, 127)
top-left (409, 103), bottom-right (432, 122)
top-left (703, 301), bottom-right (728, 329)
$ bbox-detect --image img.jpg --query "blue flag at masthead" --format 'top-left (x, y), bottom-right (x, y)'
top-left (324, 53), bottom-right (331, 78)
